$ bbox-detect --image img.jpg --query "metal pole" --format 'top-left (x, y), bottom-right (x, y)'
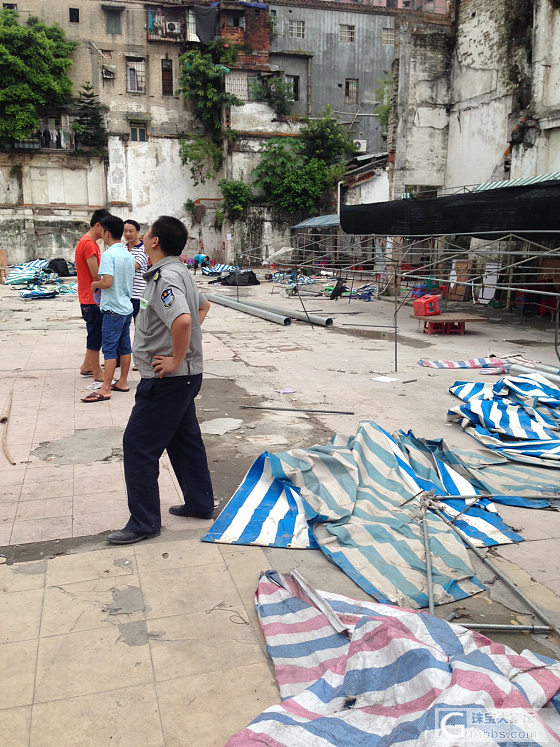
top-left (394, 264), bottom-right (399, 372)
top-left (422, 506), bottom-right (435, 615)
top-left (432, 506), bottom-right (560, 638)
top-left (238, 298), bottom-right (334, 328)
top-left (206, 294), bottom-right (292, 326)
top-left (458, 623), bottom-right (552, 633)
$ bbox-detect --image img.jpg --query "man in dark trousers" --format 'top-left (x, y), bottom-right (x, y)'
top-left (106, 216), bottom-right (214, 545)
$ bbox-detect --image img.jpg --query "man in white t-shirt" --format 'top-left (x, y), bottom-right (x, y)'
top-left (123, 219), bottom-right (149, 320)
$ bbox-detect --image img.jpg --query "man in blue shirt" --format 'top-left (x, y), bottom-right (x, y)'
top-left (82, 215), bottom-right (135, 402)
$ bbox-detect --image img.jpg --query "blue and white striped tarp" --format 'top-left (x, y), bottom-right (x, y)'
top-left (201, 263), bottom-right (237, 275)
top-left (226, 570), bottom-right (560, 747)
top-left (204, 419), bottom-right (529, 609)
top-left (448, 373), bottom-right (560, 465)
top-left (418, 357), bottom-right (508, 369)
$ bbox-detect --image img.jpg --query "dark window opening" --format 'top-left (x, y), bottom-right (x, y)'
top-left (130, 126), bottom-right (147, 142)
top-left (105, 8), bottom-right (122, 35)
top-left (69, 8), bottom-right (79, 22)
top-left (162, 59), bottom-right (173, 96)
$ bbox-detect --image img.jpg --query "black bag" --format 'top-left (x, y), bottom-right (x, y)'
top-left (215, 270), bottom-right (260, 287)
top-left (48, 258), bottom-right (70, 277)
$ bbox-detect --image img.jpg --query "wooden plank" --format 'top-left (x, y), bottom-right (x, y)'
top-left (410, 313), bottom-right (487, 322)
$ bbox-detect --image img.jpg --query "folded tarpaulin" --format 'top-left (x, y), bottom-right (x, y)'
top-left (418, 357), bottom-right (508, 369)
top-left (192, 5), bottom-right (218, 43)
top-left (448, 373), bottom-right (560, 465)
top-left (203, 419), bottom-right (529, 609)
top-left (226, 570), bottom-right (560, 746)
top-left (340, 179), bottom-right (560, 238)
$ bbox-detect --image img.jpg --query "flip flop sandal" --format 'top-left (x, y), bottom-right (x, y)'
top-left (80, 371), bottom-right (93, 376)
top-left (81, 393), bottom-right (111, 403)
top-left (111, 385), bottom-right (130, 393)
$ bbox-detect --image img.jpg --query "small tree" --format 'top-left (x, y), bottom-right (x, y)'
top-left (269, 159), bottom-right (328, 215)
top-left (251, 137), bottom-right (305, 198)
top-left (0, 10), bottom-right (77, 140)
top-left (179, 134), bottom-right (223, 185)
top-left (300, 106), bottom-right (357, 166)
top-left (72, 82), bottom-right (106, 149)
top-left (178, 48), bottom-right (242, 136)
top-left (218, 179), bottom-right (253, 221)
top-left (374, 73), bottom-right (392, 132)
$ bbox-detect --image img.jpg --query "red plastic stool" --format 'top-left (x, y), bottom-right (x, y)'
top-left (445, 321), bottom-right (465, 335)
top-left (413, 294), bottom-right (442, 316)
top-left (424, 321), bottom-right (447, 335)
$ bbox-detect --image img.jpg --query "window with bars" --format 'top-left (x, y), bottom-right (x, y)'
top-left (248, 75), bottom-right (263, 101)
top-left (69, 8), bottom-right (79, 22)
top-left (185, 10), bottom-right (198, 42)
top-left (285, 75), bottom-right (299, 102)
top-left (345, 78), bottom-right (358, 105)
top-left (288, 20), bottom-right (305, 39)
top-left (161, 59), bottom-right (173, 96)
top-left (338, 24), bottom-right (355, 43)
top-left (382, 27), bottom-right (395, 45)
top-left (130, 125), bottom-right (147, 142)
top-left (105, 8), bottom-right (122, 35)
top-left (126, 59), bottom-right (146, 93)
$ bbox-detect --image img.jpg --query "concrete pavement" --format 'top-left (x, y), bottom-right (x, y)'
top-left (1, 277), bottom-right (560, 745)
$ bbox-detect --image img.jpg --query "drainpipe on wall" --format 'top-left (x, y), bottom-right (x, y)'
top-left (307, 57), bottom-right (312, 118)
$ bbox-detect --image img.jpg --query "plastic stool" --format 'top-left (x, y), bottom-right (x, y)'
top-left (413, 294), bottom-right (442, 316)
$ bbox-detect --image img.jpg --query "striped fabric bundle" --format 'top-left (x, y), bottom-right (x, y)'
top-left (204, 420), bottom-right (528, 609)
top-left (419, 357), bottom-right (508, 369)
top-left (226, 570), bottom-right (560, 747)
top-left (201, 263), bottom-right (237, 275)
top-left (448, 373), bottom-right (560, 465)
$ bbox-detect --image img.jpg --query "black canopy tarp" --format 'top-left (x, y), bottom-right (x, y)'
top-left (340, 180), bottom-right (560, 237)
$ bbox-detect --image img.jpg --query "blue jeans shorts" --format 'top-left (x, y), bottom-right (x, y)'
top-left (101, 312), bottom-right (132, 361)
top-left (80, 303), bottom-right (103, 351)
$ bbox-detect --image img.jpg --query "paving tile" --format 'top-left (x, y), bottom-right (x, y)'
top-left (0, 561), bottom-right (47, 592)
top-left (73, 491), bottom-right (127, 515)
top-left (0, 523), bottom-right (13, 544)
top-left (140, 563), bottom-right (242, 620)
top-left (19, 479), bottom-right (74, 502)
top-left (0, 501), bottom-right (18, 523)
top-left (0, 468), bottom-right (26, 486)
top-left (15, 496), bottom-right (73, 521)
top-left (41, 575), bottom-right (144, 637)
top-left (0, 706), bottom-right (31, 747)
top-left (496, 539), bottom-right (560, 586)
top-left (496, 505), bottom-right (559, 541)
top-left (134, 538), bottom-right (223, 573)
top-left (0, 588), bottom-right (44, 643)
top-left (73, 509), bottom-right (130, 538)
top-left (148, 607), bottom-right (264, 682)
top-left (10, 516), bottom-right (73, 545)
top-left (29, 684), bottom-right (163, 747)
top-left (46, 546), bottom-right (136, 587)
top-left (34, 627), bottom-right (153, 703)
top-left (156, 663), bottom-right (279, 747)
top-left (22, 464), bottom-right (74, 481)
top-left (0, 639), bottom-right (38, 708)
top-left (219, 544), bottom-right (271, 652)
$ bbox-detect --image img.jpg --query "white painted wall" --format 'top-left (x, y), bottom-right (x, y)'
top-left (106, 136), bottom-right (221, 228)
top-left (346, 170), bottom-right (390, 205)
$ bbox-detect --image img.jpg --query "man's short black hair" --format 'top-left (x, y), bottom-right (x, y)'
top-left (90, 208), bottom-right (111, 227)
top-left (100, 214), bottom-right (125, 241)
top-left (150, 216), bottom-right (188, 256)
top-left (124, 219), bottom-right (140, 231)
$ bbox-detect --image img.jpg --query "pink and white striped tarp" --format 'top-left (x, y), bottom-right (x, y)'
top-left (226, 571), bottom-right (560, 747)
top-left (418, 357), bottom-right (508, 370)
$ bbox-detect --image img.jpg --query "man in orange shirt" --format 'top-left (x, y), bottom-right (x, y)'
top-left (75, 209), bottom-right (111, 379)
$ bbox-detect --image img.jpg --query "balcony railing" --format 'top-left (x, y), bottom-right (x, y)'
top-left (3, 130), bottom-right (76, 151)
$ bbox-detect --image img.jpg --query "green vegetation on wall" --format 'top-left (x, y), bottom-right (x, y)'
top-left (0, 9), bottom-right (77, 140)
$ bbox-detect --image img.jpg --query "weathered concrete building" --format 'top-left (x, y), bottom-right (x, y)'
top-left (268, 0), bottom-right (396, 153)
top-left (389, 0), bottom-right (560, 199)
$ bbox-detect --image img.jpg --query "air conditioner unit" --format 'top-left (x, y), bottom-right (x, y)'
top-left (165, 21), bottom-right (181, 34)
top-left (353, 139), bottom-right (367, 153)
